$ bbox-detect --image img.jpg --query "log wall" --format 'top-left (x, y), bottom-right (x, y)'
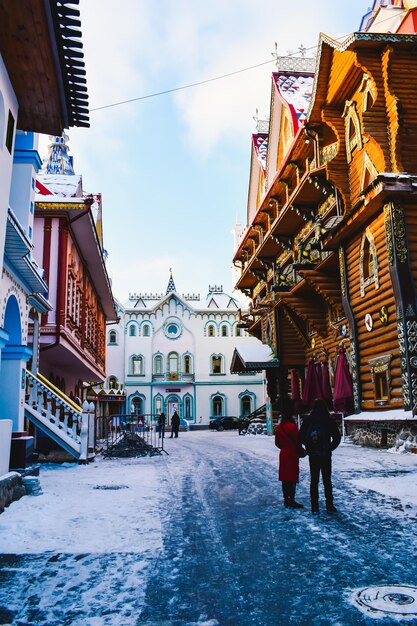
top-left (345, 212), bottom-right (402, 411)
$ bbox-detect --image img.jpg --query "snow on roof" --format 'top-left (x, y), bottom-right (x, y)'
top-left (230, 343), bottom-right (279, 373)
top-left (273, 72), bottom-right (314, 133)
top-left (36, 173), bottom-right (82, 198)
top-left (202, 291), bottom-right (240, 309)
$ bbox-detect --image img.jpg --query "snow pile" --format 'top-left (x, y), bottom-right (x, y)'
top-left (388, 429), bottom-right (417, 454)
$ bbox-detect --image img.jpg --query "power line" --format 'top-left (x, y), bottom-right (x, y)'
top-left (90, 10), bottom-right (407, 113)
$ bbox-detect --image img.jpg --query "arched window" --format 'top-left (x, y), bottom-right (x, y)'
top-left (131, 355), bottom-right (144, 375)
top-left (359, 73), bottom-right (376, 113)
top-left (131, 397), bottom-right (143, 415)
top-left (108, 376), bottom-right (117, 389)
top-left (344, 100), bottom-right (362, 163)
top-left (143, 324), bottom-right (150, 337)
top-left (360, 229), bottom-right (379, 296)
top-left (184, 396), bottom-right (192, 418)
top-left (154, 355), bottom-right (163, 374)
top-left (183, 355), bottom-right (191, 374)
top-left (168, 352), bottom-right (179, 380)
top-left (129, 325), bottom-right (136, 336)
top-left (241, 395), bottom-right (252, 417)
top-left (154, 395), bottom-right (163, 414)
top-left (361, 152), bottom-right (378, 192)
top-left (212, 395), bottom-right (223, 417)
top-left (208, 324), bottom-right (215, 337)
top-left (108, 330), bottom-right (117, 345)
top-left (221, 325), bottom-right (228, 337)
top-left (211, 355), bottom-right (223, 375)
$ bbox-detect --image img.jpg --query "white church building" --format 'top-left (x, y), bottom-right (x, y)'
top-left (105, 273), bottom-right (266, 425)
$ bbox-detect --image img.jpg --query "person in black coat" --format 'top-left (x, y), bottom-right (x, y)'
top-left (157, 412), bottom-right (165, 439)
top-left (299, 398), bottom-right (341, 514)
top-left (170, 411), bottom-right (180, 438)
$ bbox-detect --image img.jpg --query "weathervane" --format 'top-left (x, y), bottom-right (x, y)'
top-left (299, 44), bottom-right (307, 58)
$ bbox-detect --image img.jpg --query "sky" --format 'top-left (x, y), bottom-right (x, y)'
top-left (40, 0), bottom-right (367, 303)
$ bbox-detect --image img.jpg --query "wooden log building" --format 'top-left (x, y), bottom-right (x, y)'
top-left (233, 32), bottom-right (417, 447)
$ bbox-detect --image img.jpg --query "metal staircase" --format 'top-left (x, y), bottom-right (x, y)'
top-left (24, 370), bottom-right (94, 461)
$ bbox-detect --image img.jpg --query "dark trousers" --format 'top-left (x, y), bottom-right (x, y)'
top-left (170, 426), bottom-right (179, 438)
top-left (309, 454), bottom-right (333, 509)
top-left (282, 481), bottom-right (296, 502)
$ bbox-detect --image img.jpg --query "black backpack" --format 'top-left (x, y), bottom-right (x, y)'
top-left (306, 421), bottom-right (327, 456)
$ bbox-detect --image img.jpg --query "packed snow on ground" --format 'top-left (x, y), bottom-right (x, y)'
top-left (0, 434), bottom-right (416, 555)
top-left (0, 432), bottom-right (417, 625)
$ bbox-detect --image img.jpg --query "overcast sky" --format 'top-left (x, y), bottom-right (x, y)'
top-left (40, 0), bottom-right (367, 302)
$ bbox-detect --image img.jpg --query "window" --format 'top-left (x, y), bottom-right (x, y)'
top-left (236, 327), bottom-right (241, 337)
top-left (241, 395), bottom-right (252, 417)
top-left (108, 330), bottom-right (117, 345)
top-left (343, 101), bottom-right (362, 163)
top-left (185, 396), bottom-right (192, 418)
top-left (5, 110), bottom-right (14, 154)
top-left (221, 325), bottom-right (228, 337)
top-left (154, 355), bottom-right (163, 374)
top-left (184, 355), bottom-right (191, 374)
top-left (131, 397), bottom-right (143, 415)
top-left (108, 376), bottom-right (117, 389)
top-left (143, 324), bottom-right (150, 337)
top-left (360, 73), bottom-right (376, 113)
top-left (131, 355), bottom-right (143, 375)
top-left (168, 352), bottom-right (179, 379)
top-left (361, 152), bottom-right (378, 192)
top-left (211, 355), bottom-right (223, 374)
top-left (369, 354), bottom-right (392, 404)
top-left (164, 321), bottom-right (181, 339)
top-left (155, 396), bottom-right (162, 414)
top-left (208, 324), bottom-right (215, 337)
top-left (129, 325), bottom-right (136, 336)
top-left (213, 395), bottom-right (223, 417)
top-left (360, 229), bottom-right (379, 296)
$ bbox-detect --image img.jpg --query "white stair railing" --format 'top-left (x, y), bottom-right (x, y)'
top-left (24, 370), bottom-right (94, 461)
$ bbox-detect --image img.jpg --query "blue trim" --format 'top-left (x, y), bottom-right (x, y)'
top-left (0, 328), bottom-right (10, 349)
top-left (13, 149), bottom-right (42, 170)
top-left (2, 345), bottom-right (32, 361)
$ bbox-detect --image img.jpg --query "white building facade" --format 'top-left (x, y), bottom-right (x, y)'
top-left (106, 277), bottom-right (265, 425)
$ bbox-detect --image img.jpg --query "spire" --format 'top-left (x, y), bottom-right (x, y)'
top-left (41, 133), bottom-right (75, 175)
top-left (166, 268), bottom-right (176, 294)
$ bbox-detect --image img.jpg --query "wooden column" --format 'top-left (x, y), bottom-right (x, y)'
top-left (339, 246), bottom-right (362, 412)
top-left (41, 217), bottom-right (52, 326)
top-left (384, 201), bottom-right (417, 413)
top-left (57, 221), bottom-right (68, 329)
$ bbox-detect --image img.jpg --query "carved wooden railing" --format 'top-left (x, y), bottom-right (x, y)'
top-left (24, 370), bottom-right (94, 461)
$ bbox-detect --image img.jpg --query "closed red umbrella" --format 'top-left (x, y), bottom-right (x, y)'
top-left (333, 348), bottom-right (354, 414)
top-left (302, 358), bottom-right (323, 410)
top-left (321, 360), bottom-right (333, 406)
top-left (291, 369), bottom-right (301, 415)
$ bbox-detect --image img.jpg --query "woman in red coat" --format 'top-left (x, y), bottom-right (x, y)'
top-left (275, 407), bottom-right (304, 509)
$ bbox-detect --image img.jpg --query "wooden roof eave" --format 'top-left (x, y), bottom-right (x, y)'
top-left (277, 291), bottom-right (327, 335)
top-left (308, 32), bottom-right (417, 124)
top-left (322, 174), bottom-right (417, 249)
top-left (297, 268), bottom-right (342, 308)
top-left (233, 125), bottom-right (310, 262)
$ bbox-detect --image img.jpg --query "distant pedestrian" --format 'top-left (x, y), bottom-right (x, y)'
top-left (275, 404), bottom-right (304, 509)
top-left (170, 411), bottom-right (180, 438)
top-left (158, 412), bottom-right (165, 439)
top-left (299, 398), bottom-right (341, 514)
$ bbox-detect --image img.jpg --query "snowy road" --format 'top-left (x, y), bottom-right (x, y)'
top-left (0, 432), bottom-right (417, 625)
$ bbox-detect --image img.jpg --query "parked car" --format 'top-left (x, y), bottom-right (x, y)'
top-left (209, 416), bottom-right (243, 431)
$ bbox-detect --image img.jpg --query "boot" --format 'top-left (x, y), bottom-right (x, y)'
top-left (326, 503), bottom-right (337, 513)
top-left (288, 483), bottom-right (304, 509)
top-left (284, 496), bottom-right (291, 508)
top-left (288, 499), bottom-right (304, 509)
